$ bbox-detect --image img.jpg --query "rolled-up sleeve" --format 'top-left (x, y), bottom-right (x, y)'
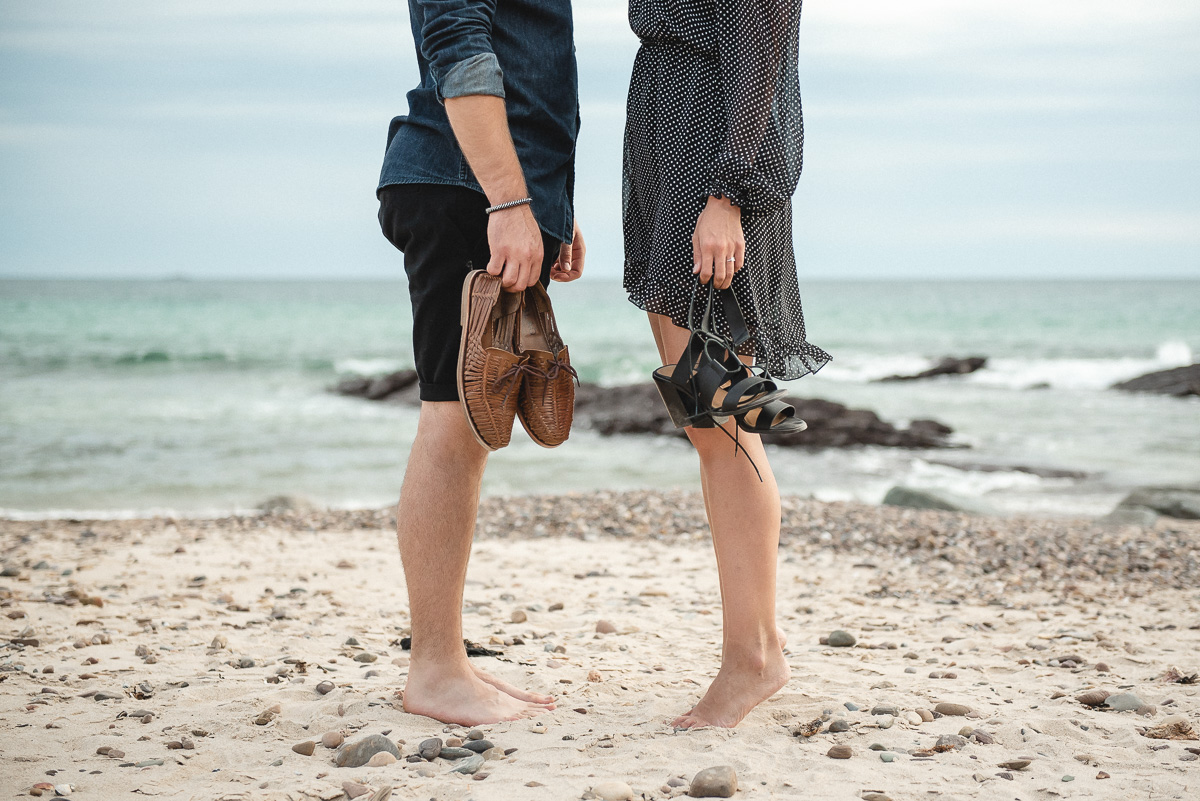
top-left (417, 0), bottom-right (505, 103)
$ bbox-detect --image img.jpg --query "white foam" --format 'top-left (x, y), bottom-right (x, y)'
top-left (333, 358), bottom-right (410, 376)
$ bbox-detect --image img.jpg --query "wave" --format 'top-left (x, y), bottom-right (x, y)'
top-left (814, 340), bottom-right (1194, 390)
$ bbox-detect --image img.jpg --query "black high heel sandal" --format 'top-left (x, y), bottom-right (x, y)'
top-left (652, 282), bottom-right (784, 429)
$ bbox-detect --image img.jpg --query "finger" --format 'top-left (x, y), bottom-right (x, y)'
top-left (500, 256), bottom-right (521, 291)
top-left (486, 252), bottom-right (504, 277)
top-left (692, 238), bottom-right (702, 277)
top-left (698, 246), bottom-right (714, 284)
top-left (734, 240), bottom-right (745, 274)
top-left (721, 249), bottom-right (734, 289)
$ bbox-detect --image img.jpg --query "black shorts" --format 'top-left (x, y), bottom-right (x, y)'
top-left (378, 183), bottom-right (561, 402)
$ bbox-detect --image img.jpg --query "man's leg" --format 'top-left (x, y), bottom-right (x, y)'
top-left (397, 400), bottom-right (553, 725)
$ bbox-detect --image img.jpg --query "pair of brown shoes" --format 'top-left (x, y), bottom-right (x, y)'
top-left (457, 270), bottom-right (576, 451)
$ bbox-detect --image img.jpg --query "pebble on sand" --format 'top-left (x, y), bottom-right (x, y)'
top-left (450, 753), bottom-right (485, 774)
top-left (827, 745), bottom-right (853, 759)
top-left (934, 702), bottom-right (971, 716)
top-left (315, 680), bottom-right (335, 695)
top-left (590, 780), bottom-right (634, 801)
top-left (999, 760), bottom-right (1031, 770)
top-left (688, 765), bottom-right (737, 798)
top-left (418, 737), bottom-right (442, 759)
top-left (511, 609), bottom-right (528, 623)
top-left (366, 751), bottom-right (397, 767)
top-left (342, 782), bottom-right (370, 799)
top-left (1076, 689), bottom-right (1111, 706)
top-left (595, 620), bottom-right (617, 634)
top-left (827, 630), bottom-right (856, 647)
top-left (1104, 692), bottom-right (1145, 711)
top-left (291, 740), bottom-right (316, 756)
top-left (336, 734), bottom-right (400, 768)
top-left (321, 731), bottom-right (345, 749)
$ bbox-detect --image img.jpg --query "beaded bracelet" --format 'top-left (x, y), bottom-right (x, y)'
top-left (485, 197), bottom-right (533, 214)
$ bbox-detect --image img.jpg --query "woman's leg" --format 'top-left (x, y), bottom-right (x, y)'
top-left (649, 312), bottom-right (790, 728)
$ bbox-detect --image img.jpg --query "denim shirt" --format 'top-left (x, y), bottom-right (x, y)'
top-left (378, 0), bottom-right (580, 244)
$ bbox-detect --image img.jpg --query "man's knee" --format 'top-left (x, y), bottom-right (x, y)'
top-left (416, 402), bottom-right (489, 459)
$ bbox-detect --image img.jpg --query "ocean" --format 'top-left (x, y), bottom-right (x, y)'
top-left (1, 278), bottom-right (1197, 519)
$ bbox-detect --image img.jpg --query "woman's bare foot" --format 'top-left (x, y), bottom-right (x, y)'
top-left (472, 666), bottom-right (556, 706)
top-left (670, 646), bottom-right (790, 729)
top-left (680, 626), bottom-right (788, 717)
top-left (402, 667), bottom-right (550, 726)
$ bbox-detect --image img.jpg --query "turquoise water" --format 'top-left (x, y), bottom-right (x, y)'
top-left (1, 279), bottom-right (1197, 517)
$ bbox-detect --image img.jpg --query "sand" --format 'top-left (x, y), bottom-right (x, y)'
top-left (2, 491), bottom-right (1198, 800)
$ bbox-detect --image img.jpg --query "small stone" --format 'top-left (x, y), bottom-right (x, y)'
top-left (236, 656), bottom-right (255, 668)
top-left (342, 781), bottom-right (370, 799)
top-left (1076, 689), bottom-right (1111, 706)
top-left (483, 747), bottom-right (505, 761)
top-left (30, 785), bottom-right (55, 798)
top-left (254, 704), bottom-right (281, 725)
top-left (107, 748), bottom-right (125, 759)
top-left (827, 745), bottom-right (853, 759)
top-left (868, 743), bottom-right (887, 751)
top-left (828, 719), bottom-right (850, 733)
top-left (875, 714), bottom-right (894, 729)
top-left (688, 765), bottom-right (737, 798)
top-left (862, 794), bottom-right (892, 801)
top-left (934, 702), bottom-right (971, 716)
top-left (588, 669), bottom-right (602, 682)
top-left (511, 610), bottom-right (528, 623)
top-left (366, 751), bottom-right (397, 767)
top-left (449, 753), bottom-right (485, 774)
top-left (595, 620), bottom-right (617, 634)
top-left (418, 737), bottom-right (442, 759)
top-left (292, 740), bottom-right (316, 756)
top-left (917, 708), bottom-right (934, 722)
top-left (871, 704), bottom-right (899, 716)
top-left (827, 630), bottom-right (856, 647)
top-left (1104, 692), bottom-right (1145, 712)
top-left (1096, 662), bottom-right (1110, 673)
top-left (591, 780), bottom-right (635, 801)
top-left (316, 680), bottom-right (335, 694)
top-left (844, 702), bottom-right (860, 711)
top-left (321, 731), bottom-right (344, 749)
top-left (906, 712), bottom-right (923, 725)
top-left (445, 737), bottom-right (463, 748)
top-left (880, 752), bottom-right (896, 763)
top-left (935, 734), bottom-right (968, 751)
top-left (530, 724), bottom-right (547, 734)
top-left (335, 734), bottom-right (400, 768)
top-left (352, 652), bottom-right (377, 663)
top-left (93, 690), bottom-right (124, 701)
top-left (466, 728), bottom-right (485, 740)
top-left (209, 634), bottom-right (227, 650)
top-left (135, 758), bottom-right (165, 767)
top-left (1097, 771), bottom-right (1110, 779)
top-left (972, 729), bottom-right (996, 745)
top-left (999, 760), bottom-right (1031, 770)
top-left (1063, 775), bottom-right (1075, 782)
top-left (438, 746), bottom-right (476, 760)
top-left (464, 739), bottom-right (493, 754)
top-left (549, 601), bottom-right (564, 611)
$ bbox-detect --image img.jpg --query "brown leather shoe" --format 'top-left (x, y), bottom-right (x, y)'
top-left (514, 282), bottom-right (576, 448)
top-left (457, 270), bottom-right (525, 451)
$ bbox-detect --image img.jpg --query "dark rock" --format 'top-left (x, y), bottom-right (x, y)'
top-left (340, 377), bottom-right (957, 449)
top-left (333, 370), bottom-right (418, 401)
top-left (463, 739), bottom-right (493, 754)
top-left (418, 737), bottom-right (442, 760)
top-left (882, 486), bottom-right (991, 514)
top-left (335, 734), bottom-right (400, 768)
top-left (1112, 364), bottom-right (1200, 397)
top-left (1113, 486), bottom-right (1200, 520)
top-left (926, 460), bottom-right (1089, 480)
top-left (828, 719), bottom-right (850, 733)
top-left (876, 356), bottom-right (987, 382)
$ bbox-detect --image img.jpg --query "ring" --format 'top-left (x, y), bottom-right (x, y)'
top-left (725, 257), bottom-right (735, 262)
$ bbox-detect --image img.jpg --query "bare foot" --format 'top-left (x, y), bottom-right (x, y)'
top-left (472, 666), bottom-right (556, 706)
top-left (670, 647), bottom-right (790, 729)
top-left (402, 668), bottom-right (549, 726)
top-left (681, 627), bottom-right (788, 717)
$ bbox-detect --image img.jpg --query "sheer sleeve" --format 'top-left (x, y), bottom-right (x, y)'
top-left (707, 0), bottom-right (803, 215)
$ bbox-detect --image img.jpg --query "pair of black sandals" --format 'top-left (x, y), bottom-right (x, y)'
top-left (652, 282), bottom-right (807, 478)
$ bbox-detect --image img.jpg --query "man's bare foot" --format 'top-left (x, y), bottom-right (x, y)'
top-left (472, 666), bottom-right (556, 706)
top-left (670, 646), bottom-right (790, 729)
top-left (402, 667), bottom-right (549, 726)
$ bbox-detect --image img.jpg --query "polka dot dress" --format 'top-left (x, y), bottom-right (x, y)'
top-left (622, 0), bottom-right (831, 380)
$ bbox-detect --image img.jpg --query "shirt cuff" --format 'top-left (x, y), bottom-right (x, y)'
top-left (437, 52), bottom-right (505, 103)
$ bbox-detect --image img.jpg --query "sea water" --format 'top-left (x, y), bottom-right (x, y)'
top-left (1, 279), bottom-right (1197, 518)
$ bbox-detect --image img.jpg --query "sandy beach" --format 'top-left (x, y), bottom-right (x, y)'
top-left (2, 491), bottom-right (1198, 800)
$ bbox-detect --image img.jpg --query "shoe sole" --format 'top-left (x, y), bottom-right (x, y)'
top-left (457, 270), bottom-right (501, 452)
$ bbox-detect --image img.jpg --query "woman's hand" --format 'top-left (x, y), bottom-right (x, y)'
top-left (692, 195), bottom-right (744, 290)
top-left (551, 219), bottom-right (585, 282)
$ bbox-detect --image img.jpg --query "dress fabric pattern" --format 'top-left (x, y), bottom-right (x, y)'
top-left (622, 0), bottom-right (830, 380)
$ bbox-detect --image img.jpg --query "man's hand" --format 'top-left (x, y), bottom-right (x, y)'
top-left (550, 219), bottom-right (585, 282)
top-left (692, 195), bottom-right (744, 290)
top-left (486, 204), bottom-right (544, 292)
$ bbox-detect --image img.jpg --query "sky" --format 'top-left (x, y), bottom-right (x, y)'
top-left (1, 0), bottom-right (1198, 280)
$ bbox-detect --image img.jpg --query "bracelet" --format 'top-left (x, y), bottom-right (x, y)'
top-left (485, 197), bottom-right (532, 214)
